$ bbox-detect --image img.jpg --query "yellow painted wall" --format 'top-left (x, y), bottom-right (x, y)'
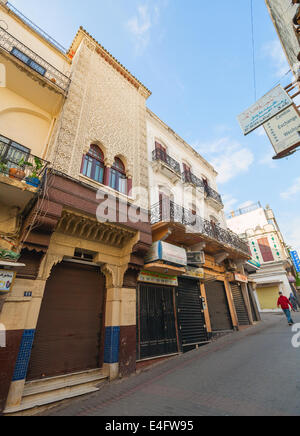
top-left (256, 286), bottom-right (279, 310)
top-left (0, 87), bottom-right (52, 157)
top-left (0, 201), bottom-right (18, 236)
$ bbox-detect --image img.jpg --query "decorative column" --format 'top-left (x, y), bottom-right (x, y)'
top-left (101, 264), bottom-right (128, 380)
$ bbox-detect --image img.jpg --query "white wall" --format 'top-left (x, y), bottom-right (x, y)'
top-left (147, 112), bottom-right (226, 228)
top-left (227, 208), bottom-right (268, 235)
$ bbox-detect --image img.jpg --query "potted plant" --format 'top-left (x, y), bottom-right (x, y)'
top-left (8, 157), bottom-right (29, 181)
top-left (25, 157), bottom-right (43, 187)
top-left (0, 159), bottom-right (8, 175)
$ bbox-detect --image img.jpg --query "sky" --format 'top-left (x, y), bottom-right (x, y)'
top-left (8, 0), bottom-right (300, 253)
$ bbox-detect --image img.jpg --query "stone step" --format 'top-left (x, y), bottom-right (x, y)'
top-left (23, 368), bottom-right (107, 396)
top-left (4, 369), bottom-right (108, 416)
top-left (4, 386), bottom-right (100, 416)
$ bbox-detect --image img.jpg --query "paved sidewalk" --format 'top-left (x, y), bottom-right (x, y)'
top-left (42, 313), bottom-right (300, 416)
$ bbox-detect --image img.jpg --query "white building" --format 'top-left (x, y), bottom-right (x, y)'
top-left (147, 109), bottom-right (226, 227)
top-left (227, 203), bottom-right (294, 312)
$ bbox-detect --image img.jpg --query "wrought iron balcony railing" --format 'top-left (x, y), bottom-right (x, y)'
top-left (0, 26), bottom-right (71, 93)
top-left (0, 134), bottom-right (49, 188)
top-left (151, 200), bottom-right (250, 256)
top-left (6, 2), bottom-right (68, 54)
top-left (182, 171), bottom-right (205, 190)
top-left (205, 185), bottom-right (224, 206)
top-left (152, 149), bottom-right (181, 175)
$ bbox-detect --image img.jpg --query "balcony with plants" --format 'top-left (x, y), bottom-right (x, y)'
top-left (0, 135), bottom-right (49, 195)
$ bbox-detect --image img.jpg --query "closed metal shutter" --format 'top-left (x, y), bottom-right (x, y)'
top-left (205, 281), bottom-right (233, 332)
top-left (138, 284), bottom-right (178, 360)
top-left (27, 262), bottom-right (105, 381)
top-left (248, 284), bottom-right (259, 322)
top-left (177, 278), bottom-right (208, 350)
top-left (231, 283), bottom-right (250, 326)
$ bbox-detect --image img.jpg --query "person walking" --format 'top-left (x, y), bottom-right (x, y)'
top-left (277, 292), bottom-right (295, 326)
top-left (289, 293), bottom-right (299, 312)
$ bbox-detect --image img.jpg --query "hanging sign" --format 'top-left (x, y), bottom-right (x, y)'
top-left (183, 266), bottom-right (205, 279)
top-left (0, 270), bottom-right (16, 294)
top-left (138, 270), bottom-right (178, 287)
top-left (263, 105), bottom-right (300, 156)
top-left (237, 85), bottom-right (293, 135)
top-left (234, 273), bottom-right (248, 283)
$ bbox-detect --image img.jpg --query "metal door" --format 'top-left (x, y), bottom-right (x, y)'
top-left (231, 283), bottom-right (250, 326)
top-left (177, 278), bottom-right (209, 350)
top-left (27, 262), bottom-right (105, 380)
top-left (138, 284), bottom-right (178, 360)
top-left (205, 281), bottom-right (233, 332)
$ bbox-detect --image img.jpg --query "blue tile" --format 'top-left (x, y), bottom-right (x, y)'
top-left (12, 329), bottom-right (35, 381)
top-left (104, 327), bottom-right (120, 364)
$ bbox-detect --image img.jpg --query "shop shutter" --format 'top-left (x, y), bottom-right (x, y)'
top-left (138, 284), bottom-right (178, 360)
top-left (231, 283), bottom-right (250, 326)
top-left (205, 281), bottom-right (233, 332)
top-left (27, 262), bottom-right (105, 381)
top-left (247, 284), bottom-right (259, 322)
top-left (15, 249), bottom-right (44, 280)
top-left (177, 278), bottom-right (208, 350)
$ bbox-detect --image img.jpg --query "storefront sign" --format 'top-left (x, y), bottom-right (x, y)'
top-left (138, 270), bottom-right (178, 287)
top-left (264, 106), bottom-right (300, 155)
top-left (0, 270), bottom-right (15, 294)
top-left (145, 241), bottom-right (187, 267)
top-left (183, 267), bottom-right (205, 279)
top-left (234, 273), bottom-right (248, 284)
top-left (237, 85), bottom-right (293, 135)
top-left (291, 251), bottom-right (300, 273)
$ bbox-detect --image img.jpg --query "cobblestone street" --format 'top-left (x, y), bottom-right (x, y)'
top-left (42, 314), bottom-right (300, 417)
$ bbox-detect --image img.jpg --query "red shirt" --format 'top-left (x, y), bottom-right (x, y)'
top-left (277, 296), bottom-right (293, 310)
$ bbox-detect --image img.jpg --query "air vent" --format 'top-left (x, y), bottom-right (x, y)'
top-left (73, 249), bottom-right (95, 262)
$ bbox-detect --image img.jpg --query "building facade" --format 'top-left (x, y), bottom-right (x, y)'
top-left (227, 203), bottom-right (295, 312)
top-left (135, 110), bottom-right (254, 366)
top-left (0, 1), bottom-right (152, 414)
top-left (265, 0), bottom-right (300, 78)
top-left (0, 0), bottom-right (259, 415)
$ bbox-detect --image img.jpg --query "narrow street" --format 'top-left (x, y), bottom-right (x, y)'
top-left (43, 314), bottom-right (300, 417)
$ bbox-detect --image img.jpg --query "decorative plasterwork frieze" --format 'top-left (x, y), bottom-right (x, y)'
top-left (56, 211), bottom-right (136, 248)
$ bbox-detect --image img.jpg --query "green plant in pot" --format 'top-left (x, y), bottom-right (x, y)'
top-left (8, 157), bottom-right (30, 181)
top-left (0, 158), bottom-right (8, 175)
top-left (25, 157), bottom-right (43, 187)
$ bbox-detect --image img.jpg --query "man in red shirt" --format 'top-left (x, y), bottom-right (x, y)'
top-left (277, 292), bottom-right (294, 325)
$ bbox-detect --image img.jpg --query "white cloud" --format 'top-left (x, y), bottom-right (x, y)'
top-left (280, 177), bottom-right (300, 200)
top-left (262, 39), bottom-right (289, 78)
top-left (126, 2), bottom-right (167, 54)
top-left (258, 151), bottom-right (277, 168)
top-left (193, 137), bottom-right (254, 184)
top-left (222, 194), bottom-right (238, 213)
top-left (281, 217), bottom-right (300, 254)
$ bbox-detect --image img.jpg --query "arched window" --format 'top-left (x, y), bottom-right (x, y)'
top-left (81, 145), bottom-right (105, 184)
top-left (109, 157), bottom-right (127, 194)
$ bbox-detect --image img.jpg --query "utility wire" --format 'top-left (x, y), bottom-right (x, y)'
top-left (250, 0), bottom-right (257, 102)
